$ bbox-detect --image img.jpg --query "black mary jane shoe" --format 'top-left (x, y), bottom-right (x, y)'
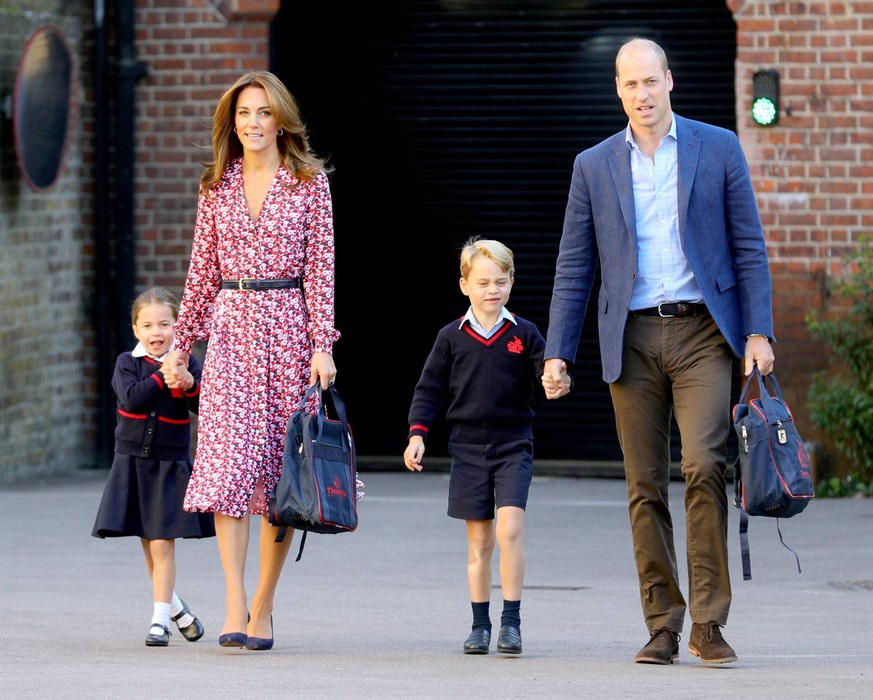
top-left (496, 624), bottom-right (522, 655)
top-left (245, 615), bottom-right (273, 651)
top-left (145, 623), bottom-right (170, 647)
top-left (463, 627), bottom-right (491, 655)
top-left (172, 598), bottom-right (205, 642)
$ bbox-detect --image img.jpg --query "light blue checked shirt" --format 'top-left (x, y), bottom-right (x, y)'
top-left (626, 115), bottom-right (704, 311)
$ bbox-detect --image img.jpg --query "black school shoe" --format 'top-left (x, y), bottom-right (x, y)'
top-left (496, 625), bottom-right (522, 654)
top-left (463, 627), bottom-right (491, 654)
top-left (145, 623), bottom-right (170, 647)
top-left (172, 599), bottom-right (204, 642)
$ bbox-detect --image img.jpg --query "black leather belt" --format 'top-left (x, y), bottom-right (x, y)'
top-left (632, 302), bottom-right (709, 318)
top-left (220, 278), bottom-right (300, 291)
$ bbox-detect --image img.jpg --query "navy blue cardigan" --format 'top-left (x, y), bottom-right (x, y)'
top-left (407, 314), bottom-right (545, 445)
top-left (111, 352), bottom-right (202, 460)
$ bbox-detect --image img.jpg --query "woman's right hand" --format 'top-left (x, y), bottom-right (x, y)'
top-left (162, 350), bottom-right (190, 386)
top-left (310, 352), bottom-right (337, 389)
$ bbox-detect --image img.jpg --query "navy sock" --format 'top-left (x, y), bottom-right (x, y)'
top-left (501, 599), bottom-right (521, 628)
top-left (471, 601), bottom-right (491, 631)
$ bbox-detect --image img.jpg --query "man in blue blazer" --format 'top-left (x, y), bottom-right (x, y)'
top-left (543, 38), bottom-right (775, 665)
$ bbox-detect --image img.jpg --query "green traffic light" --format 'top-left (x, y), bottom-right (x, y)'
top-left (752, 96), bottom-right (778, 126)
top-left (752, 69), bottom-right (780, 126)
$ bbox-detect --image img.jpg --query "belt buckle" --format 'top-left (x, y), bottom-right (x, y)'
top-left (239, 278), bottom-right (253, 291)
top-left (657, 303), bottom-right (675, 318)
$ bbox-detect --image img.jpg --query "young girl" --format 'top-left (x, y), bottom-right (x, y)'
top-left (403, 238), bottom-right (546, 655)
top-left (92, 287), bottom-right (215, 647)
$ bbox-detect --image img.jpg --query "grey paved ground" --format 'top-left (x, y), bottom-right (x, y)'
top-left (1, 469), bottom-right (871, 699)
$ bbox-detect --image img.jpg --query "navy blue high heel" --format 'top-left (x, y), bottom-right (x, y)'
top-left (245, 615), bottom-right (273, 651)
top-left (219, 612), bottom-right (249, 647)
top-left (218, 631), bottom-right (247, 647)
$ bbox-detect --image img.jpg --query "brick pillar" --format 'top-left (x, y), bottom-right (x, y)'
top-left (728, 0), bottom-right (872, 476)
top-left (134, 0), bottom-right (280, 292)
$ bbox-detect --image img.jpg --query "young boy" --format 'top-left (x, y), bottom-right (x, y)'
top-left (403, 237), bottom-right (546, 655)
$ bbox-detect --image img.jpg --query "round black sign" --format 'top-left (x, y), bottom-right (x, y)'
top-left (14, 25), bottom-right (75, 191)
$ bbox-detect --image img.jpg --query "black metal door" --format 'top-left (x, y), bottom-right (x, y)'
top-left (271, 0), bottom-right (737, 462)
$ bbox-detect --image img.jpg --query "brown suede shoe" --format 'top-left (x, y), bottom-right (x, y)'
top-left (634, 627), bottom-right (680, 664)
top-left (688, 622), bottom-right (737, 664)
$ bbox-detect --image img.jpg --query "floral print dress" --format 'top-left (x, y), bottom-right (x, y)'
top-left (175, 158), bottom-right (340, 518)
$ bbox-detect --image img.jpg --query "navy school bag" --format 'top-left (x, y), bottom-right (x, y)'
top-left (268, 383), bottom-right (358, 561)
top-left (732, 366), bottom-right (815, 580)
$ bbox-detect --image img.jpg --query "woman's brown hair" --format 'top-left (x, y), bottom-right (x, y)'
top-left (199, 71), bottom-right (332, 192)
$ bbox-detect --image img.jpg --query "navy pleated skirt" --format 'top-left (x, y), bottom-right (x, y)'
top-left (92, 455), bottom-right (215, 540)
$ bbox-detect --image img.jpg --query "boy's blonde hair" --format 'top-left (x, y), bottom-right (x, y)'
top-left (459, 236), bottom-right (515, 279)
top-left (131, 287), bottom-right (180, 326)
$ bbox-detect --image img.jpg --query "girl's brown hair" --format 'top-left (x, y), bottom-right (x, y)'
top-left (131, 287), bottom-right (179, 326)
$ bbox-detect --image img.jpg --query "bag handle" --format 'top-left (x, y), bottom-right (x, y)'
top-left (323, 385), bottom-right (351, 432)
top-left (293, 382), bottom-right (352, 443)
top-left (739, 365), bottom-right (786, 427)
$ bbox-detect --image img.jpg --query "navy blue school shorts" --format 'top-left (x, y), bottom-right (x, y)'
top-left (446, 438), bottom-right (534, 520)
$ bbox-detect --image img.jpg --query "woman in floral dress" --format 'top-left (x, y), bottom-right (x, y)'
top-left (166, 72), bottom-right (340, 651)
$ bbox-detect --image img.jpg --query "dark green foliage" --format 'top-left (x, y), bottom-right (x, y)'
top-left (815, 475), bottom-right (873, 498)
top-left (806, 237), bottom-right (873, 493)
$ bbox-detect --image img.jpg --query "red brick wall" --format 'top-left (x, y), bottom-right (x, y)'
top-left (730, 0), bottom-right (871, 475)
top-left (3, 1), bottom-right (867, 481)
top-left (121, 0), bottom-right (873, 477)
top-left (134, 0), bottom-right (279, 289)
top-left (0, 5), bottom-right (92, 483)
top-left (0, 1), bottom-right (279, 482)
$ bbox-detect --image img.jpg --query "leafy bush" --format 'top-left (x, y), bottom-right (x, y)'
top-left (806, 236), bottom-right (873, 493)
top-left (815, 474), bottom-right (873, 498)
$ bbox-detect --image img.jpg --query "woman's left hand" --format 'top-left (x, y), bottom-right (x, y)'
top-left (310, 352), bottom-right (337, 389)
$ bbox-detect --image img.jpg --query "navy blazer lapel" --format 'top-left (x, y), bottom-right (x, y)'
top-left (608, 134), bottom-right (636, 244)
top-left (676, 116), bottom-right (701, 241)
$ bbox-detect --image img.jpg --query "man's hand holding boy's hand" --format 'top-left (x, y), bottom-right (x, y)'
top-left (542, 358), bottom-right (572, 399)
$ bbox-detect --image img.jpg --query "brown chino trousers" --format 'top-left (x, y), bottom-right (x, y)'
top-left (609, 312), bottom-right (734, 634)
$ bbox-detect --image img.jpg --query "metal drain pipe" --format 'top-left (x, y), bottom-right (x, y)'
top-left (114, 0), bottom-right (147, 347)
top-left (91, 0), bottom-right (147, 466)
top-left (92, 0), bottom-right (112, 465)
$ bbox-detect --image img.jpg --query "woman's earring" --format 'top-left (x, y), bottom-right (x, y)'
top-left (233, 127), bottom-right (237, 133)
top-left (278, 129), bottom-right (284, 136)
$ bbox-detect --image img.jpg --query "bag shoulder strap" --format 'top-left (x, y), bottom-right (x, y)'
top-left (738, 511), bottom-right (802, 581)
top-left (294, 530), bottom-right (308, 561)
top-left (739, 509), bottom-right (751, 581)
top-left (272, 527), bottom-right (309, 561)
